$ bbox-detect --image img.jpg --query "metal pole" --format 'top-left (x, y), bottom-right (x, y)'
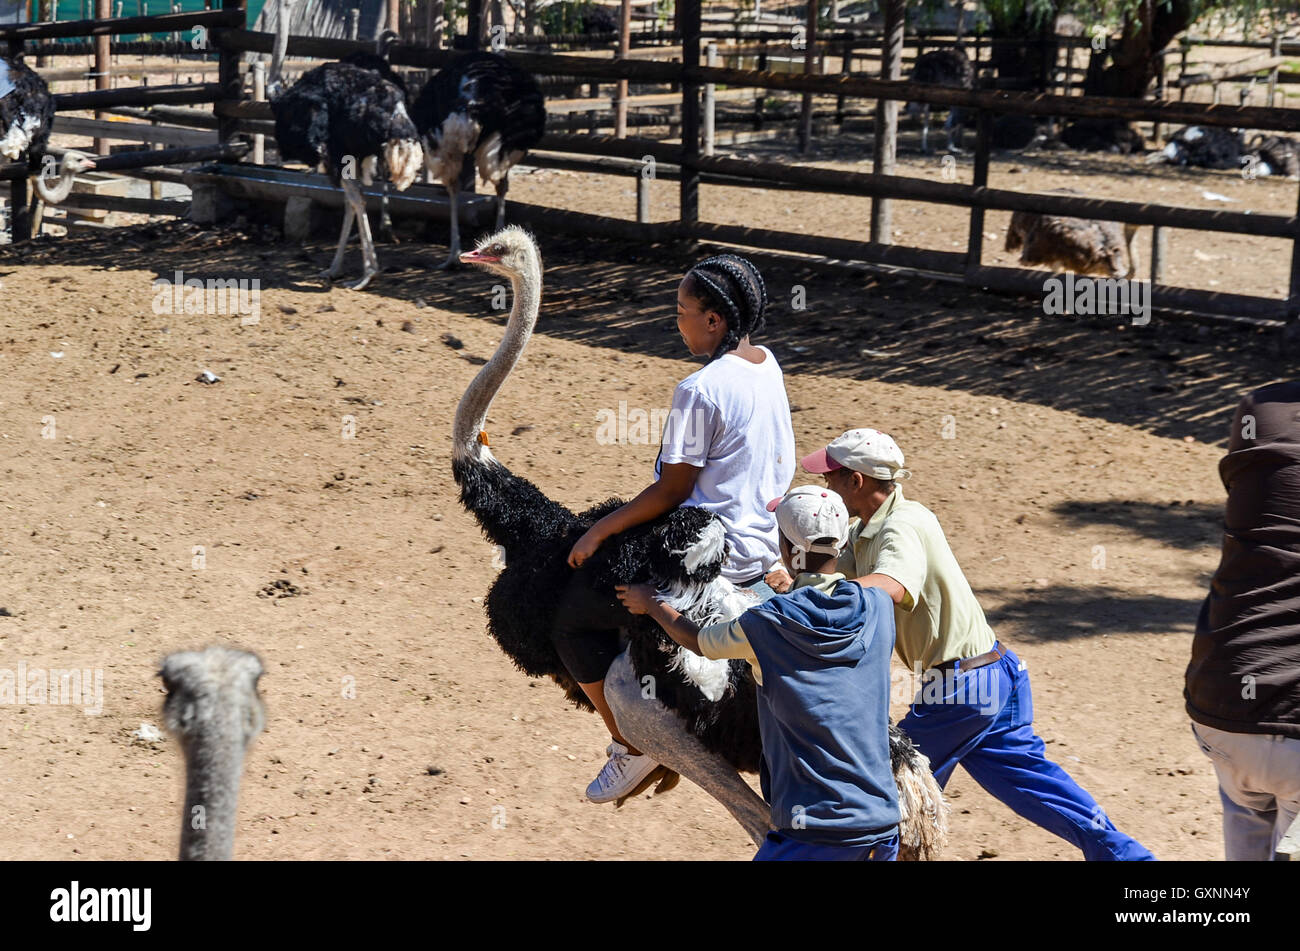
top-left (703, 41), bottom-right (716, 156)
top-left (251, 60), bottom-right (266, 164)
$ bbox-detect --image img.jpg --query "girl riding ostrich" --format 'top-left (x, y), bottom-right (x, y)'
top-left (450, 228), bottom-right (948, 858)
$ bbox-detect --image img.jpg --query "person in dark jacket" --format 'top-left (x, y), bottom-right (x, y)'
top-left (617, 485), bottom-right (900, 860)
top-left (1187, 380), bottom-right (1300, 860)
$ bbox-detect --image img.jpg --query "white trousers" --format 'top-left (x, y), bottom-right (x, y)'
top-left (1191, 721), bottom-right (1300, 860)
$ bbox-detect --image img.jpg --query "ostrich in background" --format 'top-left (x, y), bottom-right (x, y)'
top-left (161, 647), bottom-right (265, 861)
top-left (906, 47), bottom-right (974, 154)
top-left (449, 227), bottom-right (949, 859)
top-left (1146, 125), bottom-right (1244, 170)
top-left (1, 48), bottom-right (98, 236)
top-left (267, 0), bottom-right (423, 289)
top-left (1005, 189), bottom-right (1140, 279)
top-left (1246, 134), bottom-right (1300, 179)
top-left (412, 51), bottom-right (546, 269)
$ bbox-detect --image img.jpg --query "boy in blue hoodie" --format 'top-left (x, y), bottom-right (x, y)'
top-left (617, 486), bottom-right (900, 860)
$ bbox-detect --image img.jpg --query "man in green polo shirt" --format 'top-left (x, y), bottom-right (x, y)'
top-left (799, 428), bottom-right (1153, 861)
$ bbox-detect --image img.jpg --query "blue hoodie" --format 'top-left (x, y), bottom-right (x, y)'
top-left (739, 574), bottom-right (900, 846)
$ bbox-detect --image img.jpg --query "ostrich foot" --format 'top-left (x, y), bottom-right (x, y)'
top-left (345, 269), bottom-right (378, 291)
top-left (612, 765), bottom-right (681, 808)
top-left (436, 252), bottom-right (462, 271)
top-left (318, 267), bottom-right (343, 283)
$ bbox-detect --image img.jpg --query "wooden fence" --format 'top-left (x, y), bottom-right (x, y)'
top-left (4, 4), bottom-right (1300, 331)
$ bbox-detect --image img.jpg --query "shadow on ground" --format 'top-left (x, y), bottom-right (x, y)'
top-left (1053, 499), bottom-right (1224, 550)
top-left (984, 584), bottom-right (1206, 643)
top-left (0, 217), bottom-right (1283, 445)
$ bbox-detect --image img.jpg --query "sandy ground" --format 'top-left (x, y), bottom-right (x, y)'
top-left (0, 202), bottom-right (1288, 861)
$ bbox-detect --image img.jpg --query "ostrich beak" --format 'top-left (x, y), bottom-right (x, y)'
top-left (459, 248), bottom-right (498, 265)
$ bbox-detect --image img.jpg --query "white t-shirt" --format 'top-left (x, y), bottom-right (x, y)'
top-left (655, 347), bottom-right (796, 583)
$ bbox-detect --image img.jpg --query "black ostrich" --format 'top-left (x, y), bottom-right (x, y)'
top-left (411, 51), bottom-right (546, 269)
top-left (1, 47), bottom-right (97, 234)
top-left (1247, 134), bottom-right (1300, 179)
top-left (448, 226), bottom-right (948, 859)
top-left (906, 48), bottom-right (975, 154)
top-left (267, 0), bottom-right (422, 289)
top-left (1059, 118), bottom-right (1146, 154)
top-left (1146, 125), bottom-right (1244, 171)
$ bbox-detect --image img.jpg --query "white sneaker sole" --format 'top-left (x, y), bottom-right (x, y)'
top-left (585, 755), bottom-right (662, 804)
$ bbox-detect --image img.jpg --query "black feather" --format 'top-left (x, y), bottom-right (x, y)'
top-left (0, 51), bottom-right (55, 168)
top-left (271, 61), bottom-right (417, 185)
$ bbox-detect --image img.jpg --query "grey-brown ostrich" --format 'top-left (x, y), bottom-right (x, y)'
top-left (161, 647), bottom-right (265, 861)
top-left (1005, 190), bottom-right (1140, 278)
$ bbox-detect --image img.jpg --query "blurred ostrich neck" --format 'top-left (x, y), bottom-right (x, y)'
top-left (177, 717), bottom-right (249, 861)
top-left (34, 162), bottom-right (78, 203)
top-left (268, 0), bottom-right (292, 95)
top-left (452, 263), bottom-right (542, 460)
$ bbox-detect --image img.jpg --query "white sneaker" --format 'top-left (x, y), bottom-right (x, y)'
top-left (584, 742), bottom-right (660, 804)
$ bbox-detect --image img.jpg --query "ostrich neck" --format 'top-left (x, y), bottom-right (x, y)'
top-left (177, 727), bottom-right (249, 861)
top-left (34, 166), bottom-right (76, 204)
top-left (452, 267), bottom-right (542, 462)
top-left (268, 0), bottom-right (290, 96)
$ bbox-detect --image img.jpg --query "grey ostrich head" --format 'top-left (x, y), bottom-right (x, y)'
top-left (161, 647), bottom-right (265, 860)
top-left (459, 226), bottom-right (543, 281)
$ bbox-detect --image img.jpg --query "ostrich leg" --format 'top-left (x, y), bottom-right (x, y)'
top-left (604, 650), bottom-right (770, 848)
top-left (345, 179), bottom-right (379, 289)
top-left (321, 189), bottom-right (358, 283)
top-left (494, 177), bottom-right (508, 231)
top-left (341, 177), bottom-right (379, 290)
top-left (438, 181), bottom-right (462, 270)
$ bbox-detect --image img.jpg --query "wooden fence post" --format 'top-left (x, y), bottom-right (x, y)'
top-left (836, 38), bottom-right (849, 125)
top-left (870, 0), bottom-right (902, 244)
top-left (614, 0), bottom-right (631, 137)
top-left (1152, 49), bottom-right (1165, 143)
top-left (1269, 32), bottom-right (1282, 108)
top-left (94, 0), bottom-right (111, 156)
top-left (753, 38), bottom-right (766, 129)
top-left (964, 107), bottom-right (991, 279)
top-left (679, 0), bottom-right (700, 240)
top-left (1151, 224), bottom-right (1167, 284)
top-left (797, 0), bottom-right (817, 154)
top-left (217, 0), bottom-right (246, 147)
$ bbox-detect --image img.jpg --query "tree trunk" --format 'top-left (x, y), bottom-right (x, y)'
top-left (1083, 0), bottom-right (1195, 98)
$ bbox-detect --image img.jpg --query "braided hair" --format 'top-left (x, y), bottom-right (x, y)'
top-left (682, 254), bottom-right (768, 362)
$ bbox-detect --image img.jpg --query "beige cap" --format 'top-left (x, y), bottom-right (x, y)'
top-left (801, 428), bottom-right (908, 481)
top-left (766, 485), bottom-right (851, 555)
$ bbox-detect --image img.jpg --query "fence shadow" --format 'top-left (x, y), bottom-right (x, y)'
top-left (1052, 499), bottom-right (1224, 551)
top-left (0, 219), bottom-right (1283, 445)
top-left (983, 584), bottom-right (1206, 643)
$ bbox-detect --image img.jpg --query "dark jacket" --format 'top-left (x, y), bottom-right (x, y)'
top-left (1186, 381), bottom-right (1300, 738)
top-left (741, 575), bottom-right (900, 846)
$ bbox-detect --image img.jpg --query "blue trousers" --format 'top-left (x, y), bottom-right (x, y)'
top-left (900, 648), bottom-right (1154, 861)
top-left (754, 830), bottom-right (899, 861)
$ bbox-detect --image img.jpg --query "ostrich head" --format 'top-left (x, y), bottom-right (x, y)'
top-left (161, 647), bottom-right (265, 860)
top-left (33, 150), bottom-right (95, 205)
top-left (459, 226), bottom-right (542, 280)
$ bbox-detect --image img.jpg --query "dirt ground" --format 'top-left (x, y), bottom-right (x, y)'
top-left (0, 127), bottom-right (1292, 858)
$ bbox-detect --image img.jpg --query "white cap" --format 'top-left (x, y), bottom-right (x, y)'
top-left (766, 485), bottom-right (851, 555)
top-left (801, 428), bottom-right (908, 481)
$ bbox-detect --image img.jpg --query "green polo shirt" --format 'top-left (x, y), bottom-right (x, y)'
top-left (835, 487), bottom-right (996, 672)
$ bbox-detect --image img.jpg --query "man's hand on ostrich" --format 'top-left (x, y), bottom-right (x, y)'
top-left (615, 583), bottom-right (657, 615)
top-left (765, 567), bottom-right (794, 593)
